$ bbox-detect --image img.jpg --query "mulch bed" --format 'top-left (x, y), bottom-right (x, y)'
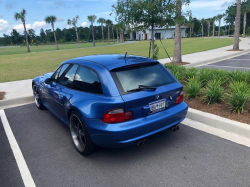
top-left (185, 98), bottom-right (250, 125)
top-left (227, 49), bottom-right (244, 51)
top-left (0, 92), bottom-right (6, 100)
top-left (167, 62), bottom-right (190, 66)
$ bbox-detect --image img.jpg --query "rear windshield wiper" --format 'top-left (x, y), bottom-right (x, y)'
top-left (127, 85), bottom-right (157, 92)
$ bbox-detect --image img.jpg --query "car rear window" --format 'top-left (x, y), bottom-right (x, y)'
top-left (110, 63), bottom-right (176, 95)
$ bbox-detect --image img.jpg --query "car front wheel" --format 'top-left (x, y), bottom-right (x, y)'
top-left (69, 111), bottom-right (95, 156)
top-left (32, 84), bottom-right (45, 109)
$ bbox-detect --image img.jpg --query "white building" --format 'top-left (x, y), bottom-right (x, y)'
top-left (129, 26), bottom-right (187, 40)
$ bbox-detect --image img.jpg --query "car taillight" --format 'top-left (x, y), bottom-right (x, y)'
top-left (102, 109), bottom-right (133, 123)
top-left (175, 91), bottom-right (184, 105)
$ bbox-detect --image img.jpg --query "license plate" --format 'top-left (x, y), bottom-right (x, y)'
top-left (148, 99), bottom-right (167, 115)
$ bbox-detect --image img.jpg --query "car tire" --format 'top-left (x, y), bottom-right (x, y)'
top-left (32, 84), bottom-right (45, 109)
top-left (69, 111), bottom-right (96, 156)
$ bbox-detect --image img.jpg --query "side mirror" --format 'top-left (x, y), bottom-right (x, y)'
top-left (44, 78), bottom-right (53, 85)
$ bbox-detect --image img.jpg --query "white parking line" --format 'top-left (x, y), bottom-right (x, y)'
top-left (183, 118), bottom-right (250, 148)
top-left (0, 110), bottom-right (36, 187)
top-left (206, 64), bottom-right (250, 70)
top-left (228, 59), bottom-right (250, 60)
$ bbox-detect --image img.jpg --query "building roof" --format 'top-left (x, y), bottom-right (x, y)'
top-left (65, 54), bottom-right (158, 70)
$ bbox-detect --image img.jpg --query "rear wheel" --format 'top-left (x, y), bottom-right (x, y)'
top-left (32, 84), bottom-right (45, 109)
top-left (69, 111), bottom-right (95, 155)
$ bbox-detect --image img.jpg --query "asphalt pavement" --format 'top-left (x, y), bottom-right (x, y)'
top-left (1, 104), bottom-right (250, 187)
top-left (198, 53), bottom-right (250, 71)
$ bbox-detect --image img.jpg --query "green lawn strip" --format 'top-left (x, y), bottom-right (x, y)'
top-left (0, 42), bottom-right (113, 56)
top-left (0, 38), bottom-right (234, 83)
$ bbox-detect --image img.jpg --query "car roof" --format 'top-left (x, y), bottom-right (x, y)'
top-left (64, 54), bottom-right (158, 70)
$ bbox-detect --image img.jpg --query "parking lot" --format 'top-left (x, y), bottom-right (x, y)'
top-left (199, 53), bottom-right (250, 71)
top-left (1, 103), bottom-right (250, 187)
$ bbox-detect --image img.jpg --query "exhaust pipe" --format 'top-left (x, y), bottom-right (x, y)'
top-left (136, 139), bottom-right (148, 146)
top-left (169, 125), bottom-right (180, 132)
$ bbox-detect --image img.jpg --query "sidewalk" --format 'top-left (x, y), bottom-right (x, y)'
top-left (1, 37), bottom-right (250, 102)
top-left (158, 37), bottom-right (250, 66)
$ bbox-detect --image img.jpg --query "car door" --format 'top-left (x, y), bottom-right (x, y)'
top-left (47, 64), bottom-right (79, 119)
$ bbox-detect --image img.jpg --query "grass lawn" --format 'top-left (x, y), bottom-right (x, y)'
top-left (0, 38), bottom-right (234, 83)
top-left (0, 42), bottom-right (112, 56)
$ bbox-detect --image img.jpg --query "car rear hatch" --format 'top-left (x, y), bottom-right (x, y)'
top-left (110, 62), bottom-right (184, 119)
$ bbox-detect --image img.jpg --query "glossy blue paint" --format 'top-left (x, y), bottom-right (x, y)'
top-left (32, 54), bottom-right (188, 148)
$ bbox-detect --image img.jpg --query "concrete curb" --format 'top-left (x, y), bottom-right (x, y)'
top-left (185, 49), bottom-right (250, 68)
top-left (0, 96), bottom-right (34, 110)
top-left (187, 108), bottom-right (250, 139)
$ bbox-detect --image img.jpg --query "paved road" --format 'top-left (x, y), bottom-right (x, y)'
top-left (1, 104), bottom-right (250, 187)
top-left (199, 53), bottom-right (250, 71)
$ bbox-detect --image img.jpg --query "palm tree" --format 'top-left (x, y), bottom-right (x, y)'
top-left (87, 15), bottom-right (97, 47)
top-left (97, 18), bottom-right (106, 45)
top-left (187, 10), bottom-right (193, 38)
top-left (173, 0), bottom-right (182, 63)
top-left (206, 18), bottom-right (211, 37)
top-left (233, 0), bottom-right (241, 50)
top-left (112, 24), bottom-right (115, 44)
top-left (114, 24), bottom-right (119, 43)
top-left (105, 19), bottom-right (113, 45)
top-left (67, 16), bottom-right (80, 48)
top-left (217, 14), bottom-right (225, 37)
top-left (242, 2), bottom-right (250, 38)
top-left (200, 18), bottom-right (206, 37)
top-left (14, 9), bottom-right (30, 52)
top-left (45, 16), bottom-right (58, 50)
top-left (211, 17), bottom-right (217, 37)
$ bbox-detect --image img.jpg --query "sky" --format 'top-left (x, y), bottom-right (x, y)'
top-left (0, 0), bottom-right (235, 37)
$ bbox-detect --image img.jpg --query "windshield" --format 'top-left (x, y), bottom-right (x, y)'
top-left (110, 63), bottom-right (176, 95)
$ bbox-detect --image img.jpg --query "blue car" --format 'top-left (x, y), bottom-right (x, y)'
top-left (32, 54), bottom-right (188, 155)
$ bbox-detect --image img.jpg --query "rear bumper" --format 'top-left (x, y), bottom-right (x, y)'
top-left (85, 101), bottom-right (188, 148)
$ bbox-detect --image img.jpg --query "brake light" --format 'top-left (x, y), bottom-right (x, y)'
top-left (175, 91), bottom-right (184, 105)
top-left (102, 109), bottom-right (133, 123)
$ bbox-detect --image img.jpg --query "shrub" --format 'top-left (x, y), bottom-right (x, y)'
top-left (228, 70), bottom-right (249, 82)
top-left (202, 80), bottom-right (224, 105)
top-left (226, 81), bottom-right (250, 114)
top-left (198, 68), bottom-right (213, 86)
top-left (165, 64), bottom-right (186, 82)
top-left (210, 69), bottom-right (229, 86)
top-left (152, 44), bottom-right (159, 60)
top-left (185, 77), bottom-right (202, 98)
top-left (185, 67), bottom-right (198, 80)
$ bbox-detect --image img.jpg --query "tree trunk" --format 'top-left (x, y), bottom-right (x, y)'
top-left (52, 24), bottom-right (58, 50)
top-left (243, 12), bottom-right (246, 38)
top-left (173, 23), bottom-right (182, 63)
top-left (151, 24), bottom-right (155, 57)
top-left (202, 24), bottom-right (204, 37)
top-left (121, 29), bottom-right (124, 42)
top-left (190, 27), bottom-right (191, 37)
top-left (173, 0), bottom-right (182, 63)
top-left (101, 23), bottom-right (104, 45)
top-left (208, 22), bottom-right (210, 37)
top-left (233, 0), bottom-right (241, 50)
top-left (108, 25), bottom-right (110, 45)
top-left (117, 28), bottom-right (119, 43)
top-left (74, 25), bottom-right (80, 48)
top-left (23, 22), bottom-right (30, 52)
top-left (92, 23), bottom-right (95, 47)
top-left (213, 22), bottom-right (215, 37)
top-left (218, 19), bottom-right (221, 37)
top-left (112, 26), bottom-right (115, 44)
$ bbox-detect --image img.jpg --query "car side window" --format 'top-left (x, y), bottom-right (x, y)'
top-left (72, 66), bottom-right (103, 94)
top-left (51, 66), bottom-right (62, 82)
top-left (57, 64), bottom-right (79, 88)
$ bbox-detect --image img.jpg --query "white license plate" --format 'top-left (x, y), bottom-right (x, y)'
top-left (149, 99), bottom-right (167, 115)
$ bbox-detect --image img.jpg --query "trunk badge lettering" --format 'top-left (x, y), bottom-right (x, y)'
top-left (156, 95), bottom-right (160, 100)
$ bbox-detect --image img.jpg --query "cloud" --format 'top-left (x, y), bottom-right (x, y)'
top-left (5, 2), bottom-right (15, 10)
top-left (12, 21), bottom-right (49, 32)
top-left (81, 22), bottom-right (88, 27)
top-left (96, 11), bottom-right (111, 15)
top-left (56, 17), bottom-right (64, 22)
top-left (54, 0), bottom-right (64, 7)
top-left (0, 19), bottom-right (11, 32)
top-left (221, 1), bottom-right (234, 8)
top-left (183, 0), bottom-right (233, 11)
top-left (63, 24), bottom-right (71, 29)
